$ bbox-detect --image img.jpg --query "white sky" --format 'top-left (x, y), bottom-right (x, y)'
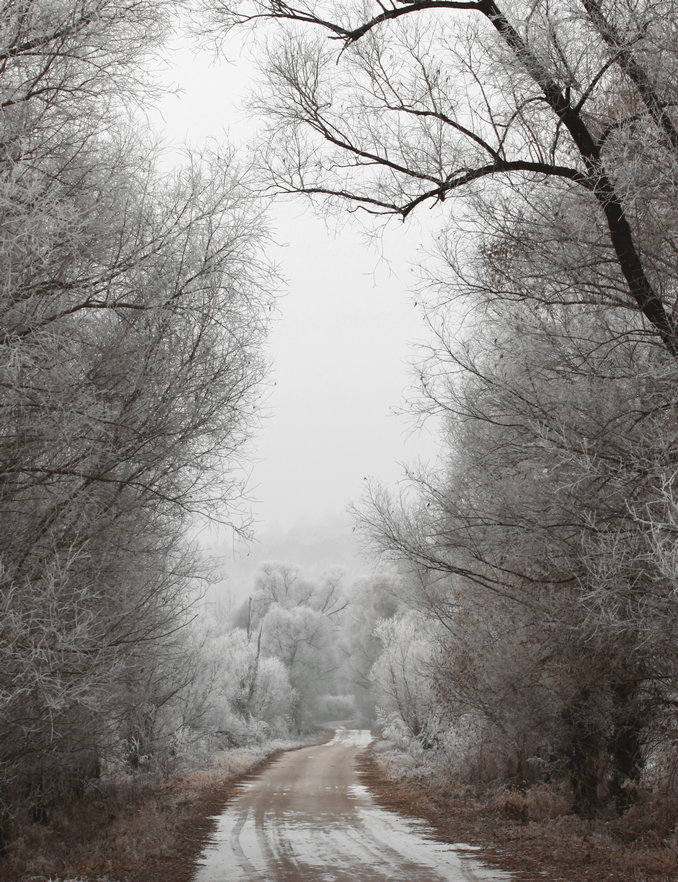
top-left (150, 27), bottom-right (441, 599)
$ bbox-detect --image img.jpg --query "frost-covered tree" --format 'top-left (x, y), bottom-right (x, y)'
top-left (360, 289), bottom-right (678, 813)
top-left (209, 0), bottom-right (678, 817)
top-left (371, 611), bottom-right (439, 750)
top-left (196, 629), bottom-right (295, 743)
top-left (340, 574), bottom-right (400, 724)
top-left (234, 563), bottom-right (350, 729)
top-left (0, 0), bottom-right (272, 825)
top-left (214, 0), bottom-right (678, 354)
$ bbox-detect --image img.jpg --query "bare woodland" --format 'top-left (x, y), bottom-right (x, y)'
top-left (3, 0), bottom-right (678, 873)
top-left (0, 0), bottom-right (274, 848)
top-left (212, 0), bottom-right (678, 825)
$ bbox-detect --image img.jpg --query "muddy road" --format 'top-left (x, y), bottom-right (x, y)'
top-left (193, 728), bottom-right (513, 882)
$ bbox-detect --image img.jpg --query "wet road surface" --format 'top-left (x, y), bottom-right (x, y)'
top-left (193, 728), bottom-right (513, 882)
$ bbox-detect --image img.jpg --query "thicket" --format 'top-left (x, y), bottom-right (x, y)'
top-left (213, 0), bottom-right (678, 827)
top-left (0, 0), bottom-right (273, 847)
top-left (8, 0), bottom-right (678, 860)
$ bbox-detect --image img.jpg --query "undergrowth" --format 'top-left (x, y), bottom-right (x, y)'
top-left (0, 742), bottom-right (298, 882)
top-left (362, 739), bottom-right (678, 882)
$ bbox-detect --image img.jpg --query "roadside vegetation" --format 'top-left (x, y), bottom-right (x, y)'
top-left (2, 744), bottom-right (288, 882)
top-left (5, 0), bottom-right (678, 879)
top-left (209, 0), bottom-right (678, 868)
top-left (0, 0), bottom-right (280, 872)
top-left (359, 750), bottom-right (678, 882)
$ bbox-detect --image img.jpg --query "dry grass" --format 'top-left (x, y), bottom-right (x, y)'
top-left (0, 743), bottom-right (303, 882)
top-left (357, 749), bottom-right (678, 882)
top-left (7, 732), bottom-right (675, 881)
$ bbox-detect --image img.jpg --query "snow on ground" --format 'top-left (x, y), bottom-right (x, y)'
top-left (193, 728), bottom-right (513, 882)
top-left (328, 727), bottom-right (374, 748)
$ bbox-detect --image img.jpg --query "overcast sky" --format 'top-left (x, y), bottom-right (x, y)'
top-left (151, 28), bottom-right (441, 601)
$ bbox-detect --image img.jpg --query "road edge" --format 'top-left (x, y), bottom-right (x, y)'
top-left (355, 747), bottom-right (677, 882)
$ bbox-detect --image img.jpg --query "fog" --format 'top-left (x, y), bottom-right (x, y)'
top-left (151, 32), bottom-right (440, 600)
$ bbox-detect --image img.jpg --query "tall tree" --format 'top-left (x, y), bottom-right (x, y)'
top-left (235, 563), bottom-right (349, 729)
top-left (210, 0), bottom-right (678, 815)
top-left (214, 0), bottom-right (678, 353)
top-left (359, 289), bottom-right (678, 813)
top-left (0, 0), bottom-right (272, 824)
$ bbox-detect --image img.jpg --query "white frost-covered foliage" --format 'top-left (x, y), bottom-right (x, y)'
top-left (231, 562), bottom-right (351, 731)
top-left (370, 612), bottom-right (440, 753)
top-left (217, 629), bottom-right (295, 741)
top-left (0, 0), bottom-right (272, 827)
top-left (209, 0), bottom-right (678, 821)
top-left (369, 606), bottom-right (525, 784)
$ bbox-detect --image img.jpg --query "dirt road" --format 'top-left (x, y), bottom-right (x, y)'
top-left (193, 729), bottom-right (513, 882)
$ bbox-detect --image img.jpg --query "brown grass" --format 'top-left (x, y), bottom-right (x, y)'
top-left (7, 733), bottom-right (675, 881)
top-left (1, 728), bottom-right (337, 882)
top-left (357, 749), bottom-right (678, 882)
top-left (1, 747), bottom-right (290, 882)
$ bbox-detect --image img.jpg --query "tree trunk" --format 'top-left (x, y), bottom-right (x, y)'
top-left (608, 683), bottom-right (643, 812)
top-left (563, 689), bottom-right (604, 817)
